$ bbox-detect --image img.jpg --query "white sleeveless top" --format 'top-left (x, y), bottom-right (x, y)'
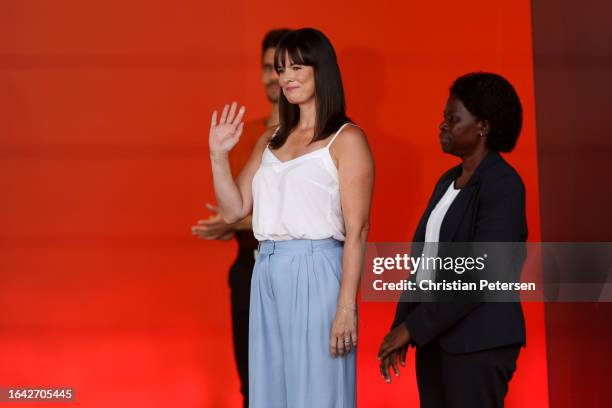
top-left (251, 123), bottom-right (352, 242)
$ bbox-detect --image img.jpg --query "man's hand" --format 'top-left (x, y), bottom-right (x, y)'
top-left (191, 203), bottom-right (234, 240)
top-left (377, 323), bottom-right (411, 383)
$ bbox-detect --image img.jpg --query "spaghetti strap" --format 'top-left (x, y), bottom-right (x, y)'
top-left (326, 122), bottom-right (352, 148)
top-left (267, 126), bottom-right (281, 147)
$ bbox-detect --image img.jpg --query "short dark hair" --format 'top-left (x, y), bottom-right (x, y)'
top-left (270, 28), bottom-right (350, 149)
top-left (262, 29), bottom-right (291, 56)
top-left (450, 72), bottom-right (523, 152)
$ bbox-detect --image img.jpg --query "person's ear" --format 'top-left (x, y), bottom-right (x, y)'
top-left (478, 120), bottom-right (490, 137)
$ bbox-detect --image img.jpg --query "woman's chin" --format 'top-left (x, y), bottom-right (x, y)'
top-left (440, 142), bottom-right (453, 154)
top-left (285, 93), bottom-right (314, 105)
top-left (285, 96), bottom-right (302, 104)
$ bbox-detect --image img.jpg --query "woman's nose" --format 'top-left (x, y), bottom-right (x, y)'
top-left (280, 73), bottom-right (293, 86)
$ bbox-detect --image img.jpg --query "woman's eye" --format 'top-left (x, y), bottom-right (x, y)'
top-left (292, 66), bottom-right (302, 71)
top-left (445, 114), bottom-right (457, 123)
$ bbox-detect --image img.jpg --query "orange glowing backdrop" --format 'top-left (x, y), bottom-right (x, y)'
top-left (0, 0), bottom-right (548, 406)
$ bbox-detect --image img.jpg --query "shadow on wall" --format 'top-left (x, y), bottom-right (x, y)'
top-left (339, 46), bottom-right (423, 241)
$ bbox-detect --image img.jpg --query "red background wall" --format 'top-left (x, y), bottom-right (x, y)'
top-left (0, 0), bottom-right (548, 406)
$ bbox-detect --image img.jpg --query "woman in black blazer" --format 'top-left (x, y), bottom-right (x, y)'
top-left (377, 73), bottom-right (527, 408)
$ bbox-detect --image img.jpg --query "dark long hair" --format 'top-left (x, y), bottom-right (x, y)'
top-left (270, 28), bottom-right (350, 149)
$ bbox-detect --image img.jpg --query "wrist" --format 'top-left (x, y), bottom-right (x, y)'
top-left (337, 301), bottom-right (357, 312)
top-left (210, 151), bottom-right (229, 161)
top-left (231, 216), bottom-right (252, 231)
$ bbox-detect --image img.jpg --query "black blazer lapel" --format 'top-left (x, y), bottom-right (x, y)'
top-left (438, 184), bottom-right (477, 242)
top-left (424, 151), bottom-right (504, 243)
top-left (412, 166), bottom-right (460, 242)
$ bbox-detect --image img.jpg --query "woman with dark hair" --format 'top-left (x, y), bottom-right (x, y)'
top-left (208, 28), bottom-right (373, 407)
top-left (377, 72), bottom-right (527, 407)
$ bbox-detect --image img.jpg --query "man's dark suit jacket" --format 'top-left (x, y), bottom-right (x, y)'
top-left (392, 151), bottom-right (527, 354)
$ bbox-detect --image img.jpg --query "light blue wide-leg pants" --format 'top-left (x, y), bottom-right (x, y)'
top-left (248, 239), bottom-right (356, 408)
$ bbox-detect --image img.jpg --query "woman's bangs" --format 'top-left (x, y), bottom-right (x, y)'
top-left (275, 37), bottom-right (309, 71)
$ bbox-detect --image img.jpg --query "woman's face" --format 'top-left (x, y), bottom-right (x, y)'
top-left (439, 96), bottom-right (486, 156)
top-left (277, 52), bottom-right (315, 105)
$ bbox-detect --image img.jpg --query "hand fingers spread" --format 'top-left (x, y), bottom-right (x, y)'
top-left (235, 122), bottom-right (244, 139)
top-left (210, 110), bottom-right (218, 130)
top-left (220, 104), bottom-right (229, 124)
top-left (232, 105), bottom-right (246, 127)
top-left (227, 102), bottom-right (237, 124)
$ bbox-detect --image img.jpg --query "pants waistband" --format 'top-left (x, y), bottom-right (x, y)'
top-left (257, 238), bottom-right (343, 255)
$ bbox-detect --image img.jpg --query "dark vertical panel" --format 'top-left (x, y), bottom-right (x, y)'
top-left (531, 0), bottom-right (612, 407)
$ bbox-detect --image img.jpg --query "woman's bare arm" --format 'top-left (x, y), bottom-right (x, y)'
top-left (209, 102), bottom-right (274, 223)
top-left (329, 125), bottom-right (375, 357)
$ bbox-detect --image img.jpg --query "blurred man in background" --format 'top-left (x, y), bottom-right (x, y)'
top-left (191, 28), bottom-right (290, 408)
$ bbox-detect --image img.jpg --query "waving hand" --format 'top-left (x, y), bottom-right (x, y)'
top-left (209, 102), bottom-right (246, 154)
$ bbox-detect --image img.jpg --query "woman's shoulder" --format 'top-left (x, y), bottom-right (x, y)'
top-left (486, 154), bottom-right (525, 189)
top-left (477, 155), bottom-right (526, 202)
top-left (329, 123), bottom-right (373, 167)
top-left (337, 122), bottom-right (365, 136)
top-left (256, 126), bottom-right (278, 146)
top-left (331, 123), bottom-right (369, 150)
